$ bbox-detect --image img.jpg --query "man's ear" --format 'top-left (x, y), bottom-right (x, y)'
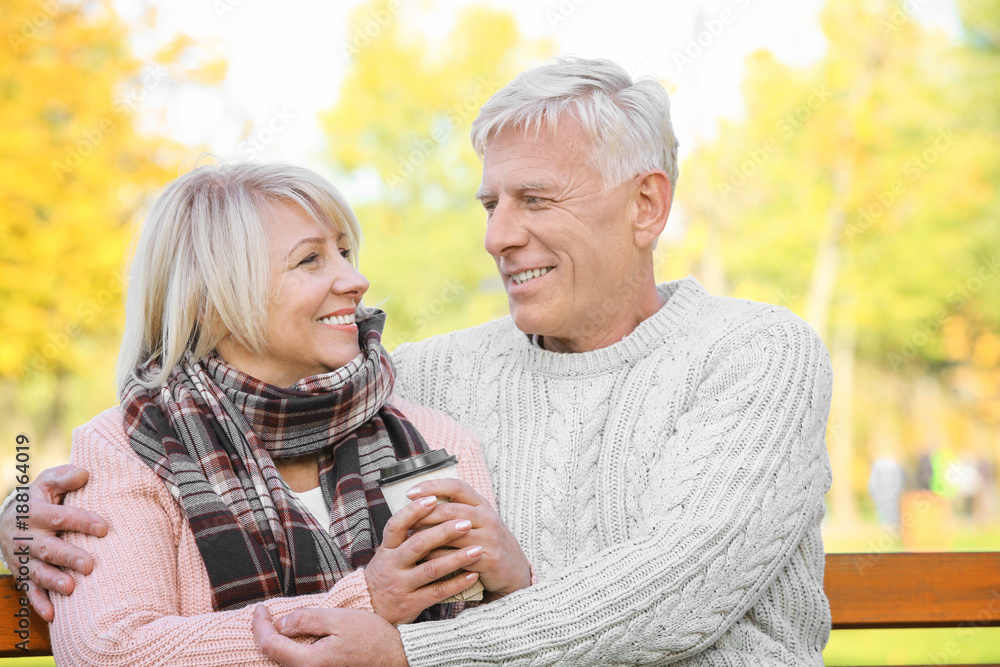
top-left (631, 170), bottom-right (672, 249)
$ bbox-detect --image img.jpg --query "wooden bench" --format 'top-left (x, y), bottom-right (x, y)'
top-left (824, 551), bottom-right (1000, 666)
top-left (2, 552), bottom-right (1000, 663)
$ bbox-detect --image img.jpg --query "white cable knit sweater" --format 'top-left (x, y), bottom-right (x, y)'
top-left (390, 276), bottom-right (834, 666)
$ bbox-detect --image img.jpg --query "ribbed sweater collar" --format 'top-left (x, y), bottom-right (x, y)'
top-left (510, 275), bottom-right (708, 377)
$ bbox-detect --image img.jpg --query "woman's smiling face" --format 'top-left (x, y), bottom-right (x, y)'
top-left (216, 200), bottom-right (369, 387)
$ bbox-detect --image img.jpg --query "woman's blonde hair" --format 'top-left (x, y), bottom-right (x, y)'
top-left (116, 160), bottom-right (363, 394)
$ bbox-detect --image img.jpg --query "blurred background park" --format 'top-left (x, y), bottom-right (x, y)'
top-left (1, 0), bottom-right (998, 663)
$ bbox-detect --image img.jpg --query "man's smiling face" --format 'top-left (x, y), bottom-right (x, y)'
top-left (477, 117), bottom-right (645, 352)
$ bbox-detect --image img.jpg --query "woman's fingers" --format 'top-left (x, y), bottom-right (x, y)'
top-left (366, 517), bottom-right (481, 624)
top-left (419, 571), bottom-right (480, 606)
top-left (414, 545), bottom-right (482, 588)
top-left (398, 519), bottom-right (473, 563)
top-left (404, 499), bottom-right (532, 597)
top-left (405, 478), bottom-right (484, 506)
top-left (379, 496), bottom-right (437, 550)
top-left (408, 500), bottom-right (475, 530)
top-left (423, 547), bottom-right (457, 561)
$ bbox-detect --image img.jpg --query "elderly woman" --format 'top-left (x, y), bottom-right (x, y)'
top-left (47, 162), bottom-right (530, 666)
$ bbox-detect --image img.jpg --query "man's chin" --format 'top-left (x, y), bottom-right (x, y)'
top-left (510, 309), bottom-right (543, 336)
top-left (510, 308), bottom-right (555, 339)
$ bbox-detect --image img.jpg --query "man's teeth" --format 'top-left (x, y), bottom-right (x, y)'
top-left (511, 267), bottom-right (552, 285)
top-left (318, 313), bottom-right (356, 325)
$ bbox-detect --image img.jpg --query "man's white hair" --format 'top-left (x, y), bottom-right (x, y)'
top-left (471, 57), bottom-right (679, 192)
top-left (115, 160), bottom-right (363, 393)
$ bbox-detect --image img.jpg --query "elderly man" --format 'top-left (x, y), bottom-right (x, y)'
top-left (2, 58), bottom-right (833, 665)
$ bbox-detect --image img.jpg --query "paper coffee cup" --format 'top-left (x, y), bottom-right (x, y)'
top-left (378, 449), bottom-right (484, 603)
top-left (378, 449), bottom-right (460, 514)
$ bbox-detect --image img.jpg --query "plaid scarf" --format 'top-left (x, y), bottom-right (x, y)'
top-left (120, 309), bottom-right (431, 612)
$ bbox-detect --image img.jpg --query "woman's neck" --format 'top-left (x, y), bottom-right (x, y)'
top-left (273, 453), bottom-right (320, 492)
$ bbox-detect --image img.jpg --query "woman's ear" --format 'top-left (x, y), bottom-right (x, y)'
top-left (631, 170), bottom-right (672, 249)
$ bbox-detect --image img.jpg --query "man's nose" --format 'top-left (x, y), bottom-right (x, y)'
top-left (484, 200), bottom-right (529, 258)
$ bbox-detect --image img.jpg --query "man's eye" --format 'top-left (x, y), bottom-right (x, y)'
top-left (482, 201), bottom-right (497, 214)
top-left (525, 196), bottom-right (544, 206)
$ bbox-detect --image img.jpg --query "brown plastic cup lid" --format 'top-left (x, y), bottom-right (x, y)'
top-left (377, 449), bottom-right (457, 486)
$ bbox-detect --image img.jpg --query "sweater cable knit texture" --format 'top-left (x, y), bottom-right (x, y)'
top-left (392, 276), bottom-right (834, 666)
top-left (50, 396), bottom-right (496, 667)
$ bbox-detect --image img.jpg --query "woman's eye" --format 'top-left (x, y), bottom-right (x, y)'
top-left (340, 248), bottom-right (352, 260)
top-left (298, 253), bottom-right (319, 266)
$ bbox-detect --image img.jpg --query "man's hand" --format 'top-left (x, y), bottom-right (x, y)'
top-left (365, 495), bottom-right (484, 625)
top-left (0, 465), bottom-right (107, 621)
top-left (406, 479), bottom-right (531, 597)
top-left (252, 605), bottom-right (408, 667)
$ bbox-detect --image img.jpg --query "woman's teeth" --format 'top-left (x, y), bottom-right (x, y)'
top-left (318, 313), bottom-right (356, 325)
top-left (511, 267), bottom-right (552, 285)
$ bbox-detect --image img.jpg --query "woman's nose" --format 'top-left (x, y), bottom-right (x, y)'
top-left (334, 260), bottom-right (369, 299)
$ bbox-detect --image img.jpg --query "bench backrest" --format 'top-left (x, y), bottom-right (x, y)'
top-left (1, 570), bottom-right (49, 657)
top-left (2, 552), bottom-right (1000, 661)
top-left (826, 551), bottom-right (1000, 631)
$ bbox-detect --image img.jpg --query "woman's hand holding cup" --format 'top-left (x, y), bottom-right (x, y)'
top-left (405, 479), bottom-right (531, 598)
top-left (365, 495), bottom-right (483, 625)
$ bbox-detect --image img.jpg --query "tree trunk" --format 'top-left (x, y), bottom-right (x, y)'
top-left (828, 311), bottom-right (860, 528)
top-left (804, 160), bottom-right (850, 340)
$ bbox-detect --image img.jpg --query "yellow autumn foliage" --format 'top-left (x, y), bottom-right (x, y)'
top-left (321, 0), bottom-right (551, 349)
top-left (0, 0), bottom-right (215, 437)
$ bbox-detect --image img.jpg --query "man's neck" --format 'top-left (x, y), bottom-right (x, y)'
top-left (541, 285), bottom-right (667, 354)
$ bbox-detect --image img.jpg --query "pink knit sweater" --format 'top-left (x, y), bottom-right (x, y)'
top-left (50, 396), bottom-right (496, 667)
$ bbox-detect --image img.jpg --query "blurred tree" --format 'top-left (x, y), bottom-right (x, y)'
top-left (948, 0), bottom-right (1000, 426)
top-left (320, 0), bottom-right (551, 349)
top-left (0, 0), bottom-right (223, 442)
top-left (671, 0), bottom-right (998, 526)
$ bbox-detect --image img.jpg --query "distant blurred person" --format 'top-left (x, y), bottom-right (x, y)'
top-left (868, 457), bottom-right (905, 526)
top-left (948, 458), bottom-right (983, 518)
top-left (974, 459), bottom-right (996, 524)
top-left (916, 452), bottom-right (934, 490)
